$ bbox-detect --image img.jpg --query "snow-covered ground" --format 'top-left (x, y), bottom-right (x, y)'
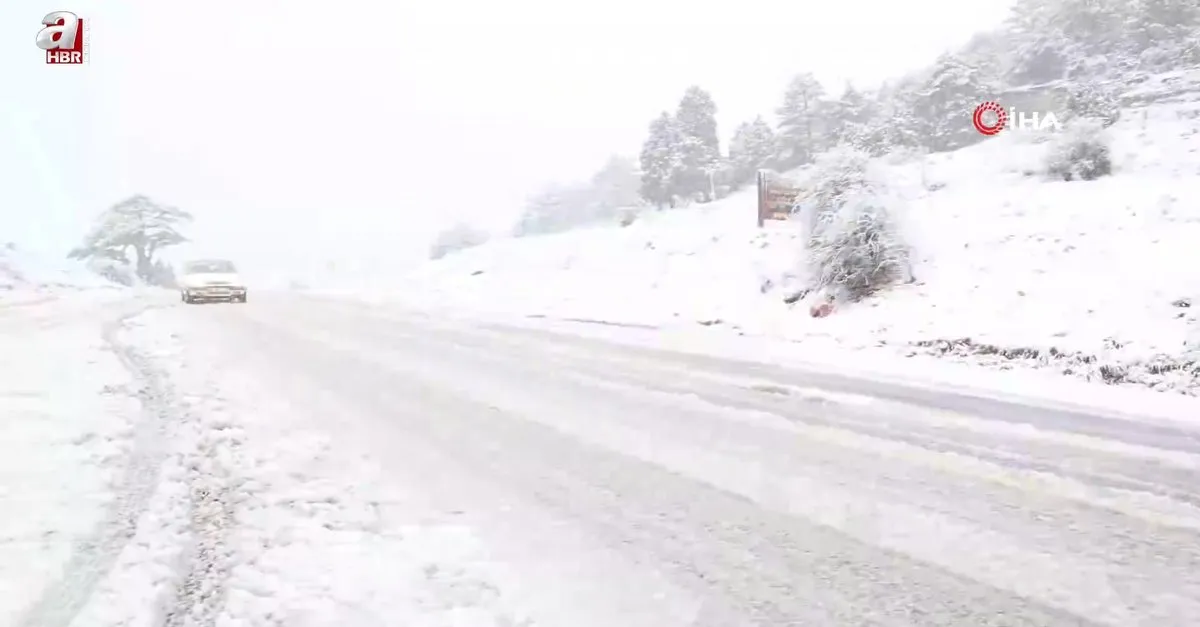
top-left (50, 306), bottom-right (538, 627)
top-left (0, 245), bottom-right (153, 626)
top-left (5, 291), bottom-right (1200, 625)
top-left (0, 244), bottom-right (120, 305)
top-left (0, 298), bottom-right (149, 626)
top-left (385, 68), bottom-right (1200, 395)
top-left (54, 297), bottom-right (1200, 624)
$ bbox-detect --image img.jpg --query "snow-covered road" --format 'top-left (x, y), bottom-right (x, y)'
top-left (8, 293), bottom-right (1200, 626)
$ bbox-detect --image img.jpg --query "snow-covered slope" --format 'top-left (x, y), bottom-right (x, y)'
top-left (0, 243), bottom-right (119, 303)
top-left (393, 69), bottom-right (1200, 394)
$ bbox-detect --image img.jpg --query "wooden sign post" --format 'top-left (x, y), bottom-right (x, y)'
top-left (756, 170), bottom-right (804, 227)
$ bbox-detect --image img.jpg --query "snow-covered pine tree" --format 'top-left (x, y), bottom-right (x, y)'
top-left (513, 156), bottom-right (645, 236)
top-left (727, 116), bottom-right (778, 189)
top-left (1053, 0), bottom-right (1139, 70)
top-left (590, 155), bottom-right (643, 214)
top-left (1002, 0), bottom-right (1081, 83)
top-left (675, 86), bottom-right (721, 202)
top-left (916, 54), bottom-right (992, 151)
top-left (68, 194), bottom-right (192, 285)
top-left (821, 84), bottom-right (872, 150)
top-left (1129, 0), bottom-right (1200, 68)
top-left (1135, 0), bottom-right (1200, 33)
top-left (513, 183), bottom-right (592, 236)
top-left (725, 122), bottom-right (750, 189)
top-left (775, 73), bottom-right (826, 168)
top-left (1004, 0), bottom-right (1141, 81)
top-left (858, 79), bottom-right (926, 155)
top-left (957, 30), bottom-right (1012, 87)
top-left (639, 112), bottom-right (686, 208)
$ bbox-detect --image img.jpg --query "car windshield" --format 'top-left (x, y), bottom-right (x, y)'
top-left (186, 260), bottom-right (236, 274)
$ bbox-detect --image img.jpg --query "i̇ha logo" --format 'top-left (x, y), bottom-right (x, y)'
top-left (972, 101), bottom-right (1007, 135)
top-left (36, 11), bottom-right (87, 64)
top-left (973, 100), bottom-right (1061, 135)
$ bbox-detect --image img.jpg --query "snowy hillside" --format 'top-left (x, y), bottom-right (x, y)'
top-left (0, 243), bottom-right (120, 303)
top-left (390, 69), bottom-right (1200, 395)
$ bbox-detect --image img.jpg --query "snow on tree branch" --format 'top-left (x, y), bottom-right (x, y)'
top-left (68, 194), bottom-right (193, 286)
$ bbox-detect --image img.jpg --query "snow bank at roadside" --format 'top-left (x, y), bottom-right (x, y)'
top-left (0, 243), bottom-right (121, 305)
top-left (0, 303), bottom-right (146, 625)
top-left (388, 69), bottom-right (1200, 396)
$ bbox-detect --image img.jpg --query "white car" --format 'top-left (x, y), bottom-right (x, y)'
top-left (180, 259), bottom-right (248, 304)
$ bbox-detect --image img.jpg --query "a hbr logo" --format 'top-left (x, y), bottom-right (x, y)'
top-left (36, 11), bottom-right (87, 65)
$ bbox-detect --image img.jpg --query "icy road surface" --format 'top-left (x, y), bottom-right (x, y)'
top-left (9, 293), bottom-right (1200, 627)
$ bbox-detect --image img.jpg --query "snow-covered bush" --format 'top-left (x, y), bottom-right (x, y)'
top-left (429, 223), bottom-right (489, 260)
top-left (800, 147), bottom-right (911, 302)
top-left (1064, 80), bottom-right (1121, 129)
top-left (1044, 119), bottom-right (1113, 182)
top-left (1138, 31), bottom-right (1200, 72)
top-left (804, 147), bottom-right (871, 212)
top-left (85, 257), bottom-right (136, 286)
top-left (145, 259), bottom-right (177, 287)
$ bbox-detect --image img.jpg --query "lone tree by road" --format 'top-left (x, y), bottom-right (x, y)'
top-left (68, 194), bottom-right (192, 286)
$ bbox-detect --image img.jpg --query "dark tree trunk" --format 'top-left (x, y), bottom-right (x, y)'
top-left (134, 245), bottom-right (151, 282)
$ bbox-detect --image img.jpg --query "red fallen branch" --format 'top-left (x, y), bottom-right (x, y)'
top-left (810, 301), bottom-right (834, 318)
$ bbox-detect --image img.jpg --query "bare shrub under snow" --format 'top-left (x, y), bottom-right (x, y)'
top-left (911, 337), bottom-right (1200, 396)
top-left (1044, 120), bottom-right (1113, 182)
top-left (799, 147), bottom-right (912, 302)
top-left (1064, 80), bottom-right (1121, 129)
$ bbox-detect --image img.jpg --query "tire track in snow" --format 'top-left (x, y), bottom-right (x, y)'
top-left (160, 380), bottom-right (238, 627)
top-left (19, 306), bottom-right (237, 627)
top-left (17, 309), bottom-right (172, 627)
top-left (112, 309), bottom-right (237, 627)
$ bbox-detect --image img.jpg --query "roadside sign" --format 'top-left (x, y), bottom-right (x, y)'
top-left (756, 170), bottom-right (803, 227)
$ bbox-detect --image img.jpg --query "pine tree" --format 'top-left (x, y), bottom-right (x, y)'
top-left (958, 31), bottom-right (1011, 87)
top-left (1002, 0), bottom-right (1079, 84)
top-left (68, 195), bottom-right (192, 285)
top-left (1004, 0), bottom-right (1144, 81)
top-left (1134, 0), bottom-right (1200, 34)
top-left (639, 112), bottom-right (685, 208)
top-left (858, 80), bottom-right (925, 155)
top-left (513, 157), bottom-right (644, 236)
top-left (590, 155), bottom-right (643, 212)
top-left (514, 184), bottom-right (591, 236)
top-left (776, 73), bottom-right (826, 168)
top-left (821, 84), bottom-right (872, 150)
top-left (1054, 0), bottom-right (1137, 60)
top-left (675, 86), bottom-right (721, 202)
top-left (728, 116), bottom-right (777, 188)
top-left (916, 54), bottom-right (992, 151)
top-left (1128, 0), bottom-right (1200, 67)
